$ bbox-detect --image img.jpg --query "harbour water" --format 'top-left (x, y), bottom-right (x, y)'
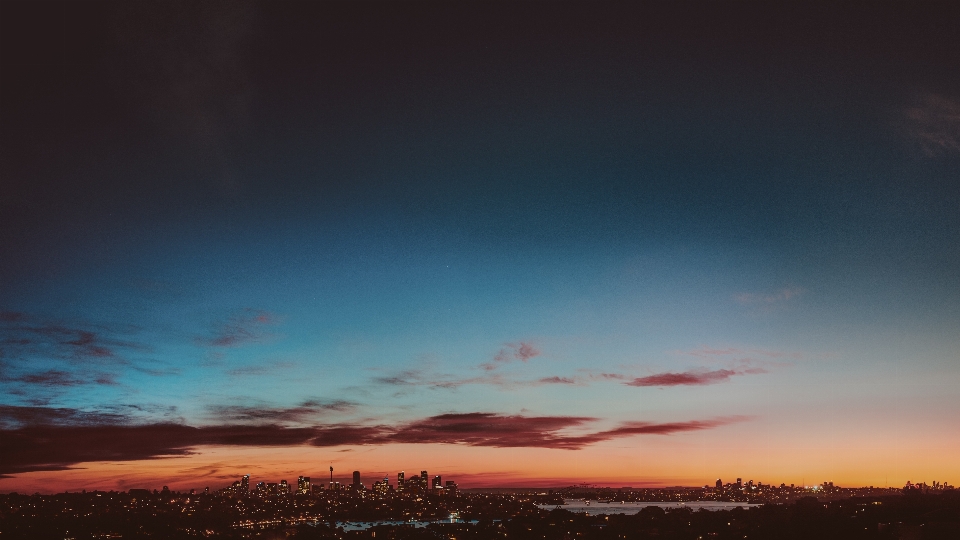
top-left (537, 500), bottom-right (762, 514)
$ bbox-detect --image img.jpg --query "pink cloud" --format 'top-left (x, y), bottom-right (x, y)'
top-left (626, 367), bottom-right (767, 387)
top-left (483, 341), bottom-right (541, 370)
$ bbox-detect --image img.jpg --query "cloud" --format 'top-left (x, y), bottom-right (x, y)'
top-left (586, 372), bottom-right (628, 381)
top-left (206, 399), bottom-right (357, 424)
top-left (0, 407), bottom-right (748, 475)
top-left (535, 376), bottom-right (577, 385)
top-left (198, 309), bottom-right (276, 347)
top-left (903, 93), bottom-right (960, 156)
top-left (734, 287), bottom-right (803, 306)
top-left (225, 360), bottom-right (295, 376)
top-left (626, 367), bottom-right (766, 387)
top-left (591, 416), bottom-right (750, 438)
top-left (132, 366), bottom-right (182, 377)
top-left (1, 369), bottom-right (119, 388)
top-left (482, 342), bottom-right (541, 371)
top-left (372, 369), bottom-right (510, 390)
top-left (0, 404), bottom-right (131, 429)
top-left (381, 413), bottom-right (596, 449)
top-left (0, 314), bottom-right (146, 365)
top-left (673, 345), bottom-right (802, 361)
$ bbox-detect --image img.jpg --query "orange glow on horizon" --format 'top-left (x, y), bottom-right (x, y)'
top-left (2, 437), bottom-right (957, 494)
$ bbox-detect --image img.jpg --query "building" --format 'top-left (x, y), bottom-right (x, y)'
top-left (241, 475), bottom-right (250, 493)
top-left (279, 480), bottom-right (289, 494)
top-left (420, 470), bottom-right (428, 484)
top-left (444, 480), bottom-right (458, 496)
top-left (297, 476), bottom-right (311, 495)
top-left (373, 477), bottom-right (390, 495)
top-left (353, 471), bottom-right (362, 488)
top-left (433, 475), bottom-right (442, 491)
top-left (398, 471), bottom-right (405, 490)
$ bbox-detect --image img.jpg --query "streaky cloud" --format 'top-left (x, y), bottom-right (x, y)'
top-left (0, 406), bottom-right (749, 475)
top-left (626, 367), bottom-right (767, 387)
top-left (197, 309), bottom-right (276, 348)
top-left (481, 341), bottom-right (541, 371)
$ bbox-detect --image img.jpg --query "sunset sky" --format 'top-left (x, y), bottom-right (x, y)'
top-left (2, 1), bottom-right (959, 493)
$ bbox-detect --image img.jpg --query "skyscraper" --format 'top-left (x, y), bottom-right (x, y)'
top-left (241, 475), bottom-right (250, 493)
top-left (353, 471), bottom-right (361, 488)
top-left (420, 470), bottom-right (428, 484)
top-left (433, 475), bottom-right (442, 491)
top-left (297, 476), bottom-right (311, 495)
top-left (444, 480), bottom-right (458, 496)
top-left (398, 471), bottom-right (405, 490)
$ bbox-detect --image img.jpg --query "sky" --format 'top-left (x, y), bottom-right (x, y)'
top-left (1, 1), bottom-right (959, 493)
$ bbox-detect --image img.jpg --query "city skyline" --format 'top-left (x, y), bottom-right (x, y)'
top-left (2, 2), bottom-right (959, 494)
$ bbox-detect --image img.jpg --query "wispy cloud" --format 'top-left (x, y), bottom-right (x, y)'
top-left (535, 376), bottom-right (578, 385)
top-left (197, 309), bottom-right (276, 347)
top-left (585, 372), bottom-right (629, 381)
top-left (206, 399), bottom-right (357, 425)
top-left (903, 93), bottom-right (960, 156)
top-left (0, 407), bottom-right (749, 475)
top-left (626, 367), bottom-right (766, 387)
top-left (225, 361), bottom-right (295, 377)
top-left (672, 345), bottom-right (802, 361)
top-left (0, 313), bottom-right (161, 403)
top-left (481, 342), bottom-right (541, 371)
top-left (372, 368), bottom-right (581, 391)
top-left (0, 369), bottom-right (119, 388)
top-left (0, 313), bottom-right (147, 365)
top-left (589, 416), bottom-right (750, 437)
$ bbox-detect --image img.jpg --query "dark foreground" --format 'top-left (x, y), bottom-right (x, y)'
top-left (2, 490), bottom-right (958, 539)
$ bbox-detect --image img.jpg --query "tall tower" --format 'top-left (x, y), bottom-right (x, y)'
top-left (398, 471), bottom-right (405, 489)
top-left (330, 465), bottom-right (334, 483)
top-left (353, 471), bottom-right (361, 487)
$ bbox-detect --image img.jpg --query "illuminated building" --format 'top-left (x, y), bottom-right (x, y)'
top-left (433, 475), bottom-right (442, 491)
top-left (353, 471), bottom-right (361, 488)
top-left (297, 476), bottom-right (311, 495)
top-left (420, 470), bottom-right (428, 484)
top-left (398, 471), bottom-right (405, 490)
top-left (279, 480), bottom-right (288, 494)
top-left (241, 475), bottom-right (250, 493)
top-left (444, 480), bottom-right (458, 495)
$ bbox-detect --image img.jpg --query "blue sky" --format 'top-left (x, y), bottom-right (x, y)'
top-left (1, 1), bottom-right (959, 491)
